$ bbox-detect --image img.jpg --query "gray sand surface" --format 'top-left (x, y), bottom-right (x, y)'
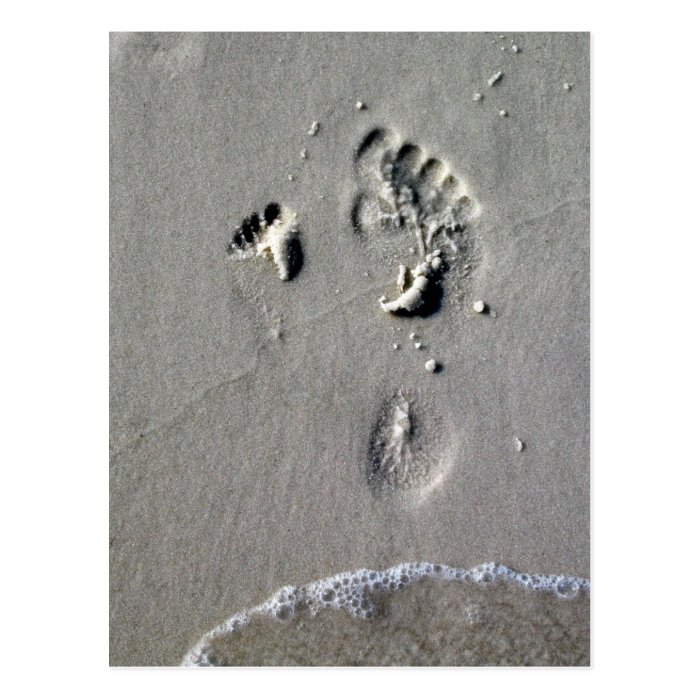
top-left (110, 32), bottom-right (589, 666)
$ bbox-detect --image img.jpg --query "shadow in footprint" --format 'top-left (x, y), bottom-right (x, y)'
top-left (354, 127), bottom-right (389, 163)
top-left (350, 194), bottom-right (365, 238)
top-left (286, 235), bottom-right (304, 280)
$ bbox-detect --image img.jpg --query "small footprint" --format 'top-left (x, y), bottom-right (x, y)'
top-left (228, 203), bottom-right (303, 281)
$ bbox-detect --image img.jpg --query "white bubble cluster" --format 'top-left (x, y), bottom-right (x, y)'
top-left (182, 561), bottom-right (590, 666)
top-left (259, 584), bottom-right (304, 621)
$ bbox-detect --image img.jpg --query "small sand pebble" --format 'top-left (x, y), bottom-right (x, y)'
top-left (425, 359), bottom-right (437, 372)
top-left (511, 45), bottom-right (519, 53)
top-left (473, 300), bottom-right (486, 313)
top-left (393, 343), bottom-right (399, 350)
top-left (414, 342), bottom-right (422, 350)
top-left (514, 437), bottom-right (525, 452)
top-left (409, 332), bottom-right (417, 340)
top-left (287, 174), bottom-right (294, 181)
top-left (308, 121), bottom-right (320, 136)
top-left (564, 82), bottom-right (573, 91)
top-left (355, 101), bottom-right (366, 110)
top-left (300, 148), bottom-right (307, 159)
top-left (408, 246), bottom-right (416, 254)
top-left (473, 92), bottom-right (483, 102)
top-left (488, 71), bottom-right (503, 86)
top-left (499, 109), bottom-right (508, 117)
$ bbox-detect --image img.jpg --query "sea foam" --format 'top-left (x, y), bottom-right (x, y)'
top-left (182, 561), bottom-right (590, 666)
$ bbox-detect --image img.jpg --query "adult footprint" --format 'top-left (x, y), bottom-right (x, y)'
top-left (352, 128), bottom-right (480, 261)
top-left (351, 128), bottom-right (481, 315)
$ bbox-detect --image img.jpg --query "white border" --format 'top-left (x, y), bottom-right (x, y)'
top-left (3, 1), bottom-right (698, 697)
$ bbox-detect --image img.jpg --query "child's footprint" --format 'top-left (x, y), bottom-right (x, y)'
top-left (228, 202), bottom-right (303, 281)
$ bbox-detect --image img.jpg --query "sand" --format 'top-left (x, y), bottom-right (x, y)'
top-left (109, 32), bottom-right (589, 666)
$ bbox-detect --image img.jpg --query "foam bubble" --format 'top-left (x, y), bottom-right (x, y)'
top-left (555, 577), bottom-right (580, 599)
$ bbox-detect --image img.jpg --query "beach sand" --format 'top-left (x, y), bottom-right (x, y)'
top-left (109, 32), bottom-right (589, 666)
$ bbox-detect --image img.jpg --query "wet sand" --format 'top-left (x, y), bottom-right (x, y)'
top-left (202, 577), bottom-right (589, 666)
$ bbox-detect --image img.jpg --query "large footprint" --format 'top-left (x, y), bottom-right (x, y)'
top-left (351, 128), bottom-right (481, 316)
top-left (351, 128), bottom-right (481, 267)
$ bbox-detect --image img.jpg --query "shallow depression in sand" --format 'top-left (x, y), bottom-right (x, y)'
top-left (366, 389), bottom-right (455, 499)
